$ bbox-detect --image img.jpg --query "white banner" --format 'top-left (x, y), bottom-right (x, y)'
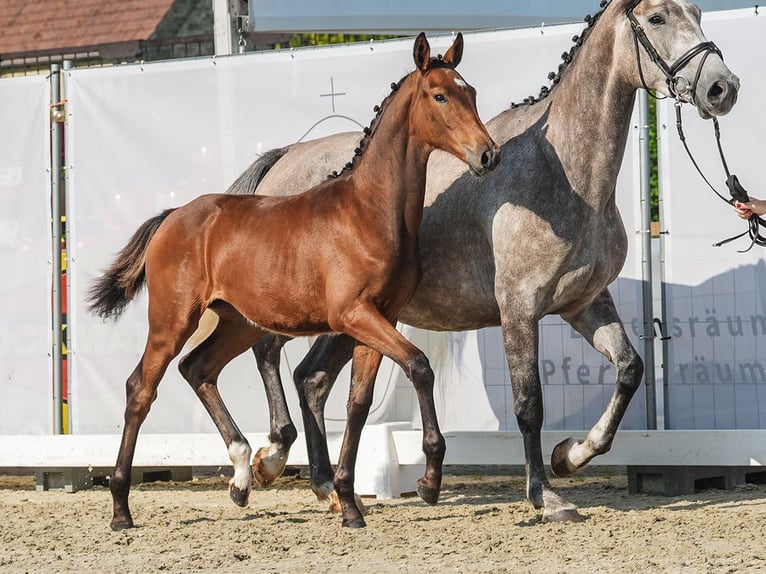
top-left (0, 76), bottom-right (53, 434)
top-left (67, 23), bottom-right (644, 434)
top-left (659, 9), bottom-right (766, 429)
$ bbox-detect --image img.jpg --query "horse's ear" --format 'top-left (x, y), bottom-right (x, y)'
top-left (413, 32), bottom-right (430, 73)
top-left (442, 32), bottom-right (464, 67)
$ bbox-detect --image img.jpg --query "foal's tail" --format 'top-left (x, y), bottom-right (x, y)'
top-left (87, 208), bottom-right (176, 321)
top-left (225, 147), bottom-right (288, 196)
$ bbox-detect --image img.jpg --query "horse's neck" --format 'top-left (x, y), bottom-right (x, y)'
top-left (351, 81), bottom-right (430, 238)
top-left (545, 15), bottom-right (637, 211)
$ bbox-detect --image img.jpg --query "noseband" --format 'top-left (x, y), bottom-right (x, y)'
top-left (626, 2), bottom-right (764, 250)
top-left (627, 5), bottom-right (721, 104)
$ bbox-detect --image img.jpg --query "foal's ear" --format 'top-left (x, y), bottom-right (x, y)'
top-left (413, 32), bottom-right (430, 73)
top-left (442, 32), bottom-right (464, 67)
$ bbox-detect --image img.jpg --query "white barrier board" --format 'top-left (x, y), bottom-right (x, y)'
top-left (67, 23), bottom-right (643, 435)
top-left (0, 76), bottom-right (53, 434)
top-left (659, 9), bottom-right (766, 429)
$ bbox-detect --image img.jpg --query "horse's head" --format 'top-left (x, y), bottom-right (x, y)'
top-left (409, 33), bottom-right (500, 176)
top-left (614, 0), bottom-right (739, 118)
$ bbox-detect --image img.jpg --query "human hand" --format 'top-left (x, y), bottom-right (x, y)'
top-left (734, 198), bottom-right (766, 220)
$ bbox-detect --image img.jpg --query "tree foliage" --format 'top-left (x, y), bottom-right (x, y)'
top-left (286, 34), bottom-right (399, 48)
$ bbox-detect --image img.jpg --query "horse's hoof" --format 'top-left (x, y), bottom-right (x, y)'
top-left (342, 516), bottom-right (367, 529)
top-left (110, 518), bottom-right (134, 531)
top-left (550, 437), bottom-right (580, 477)
top-left (252, 446), bottom-right (286, 487)
top-left (416, 480), bottom-right (440, 505)
top-left (542, 507), bottom-right (586, 523)
top-left (229, 485), bottom-right (250, 507)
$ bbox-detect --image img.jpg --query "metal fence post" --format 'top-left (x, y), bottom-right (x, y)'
top-left (50, 64), bottom-right (64, 434)
top-left (639, 89), bottom-right (658, 430)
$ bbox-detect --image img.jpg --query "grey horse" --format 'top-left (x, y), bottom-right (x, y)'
top-left (227, 0), bottom-right (739, 523)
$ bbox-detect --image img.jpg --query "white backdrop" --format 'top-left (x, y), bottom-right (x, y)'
top-left (659, 9), bottom-right (766, 429)
top-left (0, 76), bottom-right (53, 434)
top-left (66, 23), bottom-right (644, 435)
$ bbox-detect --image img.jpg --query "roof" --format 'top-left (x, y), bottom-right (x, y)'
top-left (0, 0), bottom-right (177, 56)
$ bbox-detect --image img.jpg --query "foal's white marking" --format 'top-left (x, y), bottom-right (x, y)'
top-left (454, 77), bottom-right (468, 89)
top-left (228, 440), bottom-right (252, 492)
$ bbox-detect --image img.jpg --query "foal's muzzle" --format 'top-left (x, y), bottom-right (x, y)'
top-left (468, 145), bottom-right (501, 176)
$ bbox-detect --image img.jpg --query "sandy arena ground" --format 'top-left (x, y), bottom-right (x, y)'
top-left (1, 466), bottom-right (766, 574)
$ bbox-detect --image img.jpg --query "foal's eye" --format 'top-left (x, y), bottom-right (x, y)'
top-left (648, 14), bottom-right (665, 25)
top-left (434, 94), bottom-right (447, 103)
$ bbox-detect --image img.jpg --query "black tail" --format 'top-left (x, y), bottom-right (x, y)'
top-left (87, 208), bottom-right (176, 321)
top-left (226, 147), bottom-right (289, 196)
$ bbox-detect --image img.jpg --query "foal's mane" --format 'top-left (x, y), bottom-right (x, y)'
top-left (510, 0), bottom-right (620, 109)
top-left (328, 55), bottom-right (454, 179)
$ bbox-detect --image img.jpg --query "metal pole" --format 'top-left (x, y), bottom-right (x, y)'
top-left (638, 89), bottom-right (658, 430)
top-left (213, 0), bottom-right (236, 55)
top-left (62, 59), bottom-right (73, 434)
top-left (50, 64), bottom-right (64, 434)
top-left (656, 99), bottom-right (671, 430)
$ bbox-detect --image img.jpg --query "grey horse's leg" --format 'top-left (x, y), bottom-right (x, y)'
top-left (501, 312), bottom-right (584, 523)
top-left (551, 289), bottom-right (644, 476)
top-left (250, 334), bottom-right (298, 487)
top-left (293, 334), bottom-right (356, 499)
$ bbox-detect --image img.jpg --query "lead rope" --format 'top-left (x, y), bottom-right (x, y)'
top-left (674, 101), bottom-right (766, 252)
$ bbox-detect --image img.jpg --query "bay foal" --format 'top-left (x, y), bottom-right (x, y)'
top-left (88, 32), bottom-right (499, 530)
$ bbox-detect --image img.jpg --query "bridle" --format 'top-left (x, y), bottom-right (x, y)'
top-left (626, 1), bottom-right (765, 250)
top-left (627, 3), bottom-right (721, 104)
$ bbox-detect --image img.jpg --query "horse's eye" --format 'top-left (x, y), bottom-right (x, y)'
top-left (648, 14), bottom-right (665, 26)
top-left (434, 94), bottom-right (447, 103)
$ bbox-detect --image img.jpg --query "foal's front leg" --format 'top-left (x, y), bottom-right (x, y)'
top-left (335, 309), bottom-right (445, 527)
top-left (334, 343), bottom-right (383, 528)
top-left (551, 289), bottom-right (644, 476)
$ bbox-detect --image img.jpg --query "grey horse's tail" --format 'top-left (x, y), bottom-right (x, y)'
top-left (226, 147), bottom-right (289, 196)
top-left (87, 208), bottom-right (176, 321)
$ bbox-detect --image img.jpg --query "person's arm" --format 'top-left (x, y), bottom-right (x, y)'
top-left (734, 198), bottom-right (766, 220)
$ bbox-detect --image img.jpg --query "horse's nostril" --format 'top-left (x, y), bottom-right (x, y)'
top-left (708, 81), bottom-right (726, 103)
top-left (481, 150), bottom-right (492, 168)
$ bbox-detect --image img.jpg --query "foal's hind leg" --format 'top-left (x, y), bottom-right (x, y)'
top-left (250, 334), bottom-right (298, 488)
top-left (552, 289), bottom-right (644, 476)
top-left (179, 310), bottom-right (267, 507)
top-left (111, 325), bottom-right (196, 530)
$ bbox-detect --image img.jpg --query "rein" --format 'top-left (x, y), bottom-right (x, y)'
top-left (627, 3), bottom-right (765, 251)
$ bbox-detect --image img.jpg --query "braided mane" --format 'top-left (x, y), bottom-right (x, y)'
top-left (329, 55), bottom-right (451, 179)
top-left (510, 0), bottom-right (613, 109)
